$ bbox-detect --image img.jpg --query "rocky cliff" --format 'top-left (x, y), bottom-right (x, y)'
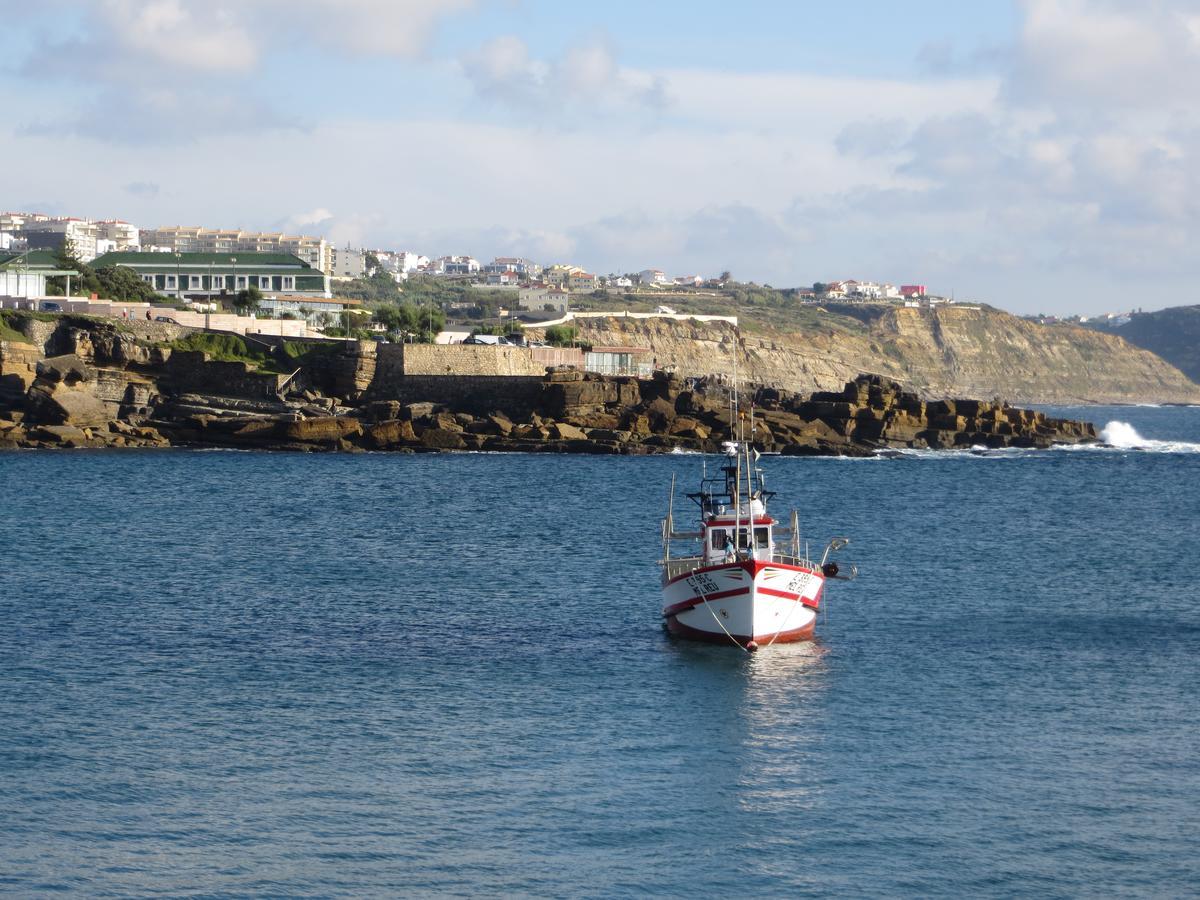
top-left (0, 312), bottom-right (1097, 455)
top-left (555, 306), bottom-right (1200, 404)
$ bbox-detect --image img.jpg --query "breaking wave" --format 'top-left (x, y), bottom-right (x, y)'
top-left (1095, 421), bottom-right (1200, 453)
top-left (853, 420), bottom-right (1200, 460)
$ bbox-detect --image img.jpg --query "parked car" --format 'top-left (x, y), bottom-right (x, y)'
top-left (39, 301), bottom-right (62, 312)
top-left (154, 316), bottom-right (178, 324)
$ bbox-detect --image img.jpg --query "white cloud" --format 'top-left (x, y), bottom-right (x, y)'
top-left (99, 0), bottom-right (258, 72)
top-left (279, 0), bottom-right (477, 58)
top-left (460, 33), bottom-right (670, 113)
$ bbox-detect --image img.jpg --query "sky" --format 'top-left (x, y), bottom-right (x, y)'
top-left (0, 0), bottom-right (1197, 315)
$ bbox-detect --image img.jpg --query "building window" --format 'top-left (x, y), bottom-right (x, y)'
top-left (165, 274), bottom-right (177, 289)
top-left (210, 275), bottom-right (224, 291)
top-left (189, 275), bottom-right (202, 289)
top-left (141, 274), bottom-right (154, 284)
top-left (235, 275), bottom-right (247, 289)
top-left (281, 276), bottom-right (295, 290)
top-left (259, 276), bottom-right (272, 289)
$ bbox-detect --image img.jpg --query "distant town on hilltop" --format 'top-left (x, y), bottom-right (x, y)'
top-left (0, 211), bottom-right (1141, 337)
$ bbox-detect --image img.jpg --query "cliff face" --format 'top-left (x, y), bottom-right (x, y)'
top-left (564, 307), bottom-right (1200, 404)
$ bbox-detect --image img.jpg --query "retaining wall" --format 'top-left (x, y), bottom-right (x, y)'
top-left (391, 375), bottom-right (545, 417)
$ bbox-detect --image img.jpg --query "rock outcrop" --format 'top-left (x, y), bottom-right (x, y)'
top-left (0, 311), bottom-right (1099, 454)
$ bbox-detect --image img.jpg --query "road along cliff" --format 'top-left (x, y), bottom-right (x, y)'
top-left (546, 305), bottom-right (1200, 405)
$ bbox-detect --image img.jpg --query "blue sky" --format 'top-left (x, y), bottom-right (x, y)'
top-left (1, 1), bottom-right (1197, 315)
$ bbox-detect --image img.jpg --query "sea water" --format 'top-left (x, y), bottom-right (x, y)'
top-left (1, 406), bottom-right (1198, 897)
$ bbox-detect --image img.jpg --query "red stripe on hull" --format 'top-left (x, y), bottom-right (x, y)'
top-left (662, 587), bottom-right (751, 618)
top-left (758, 585), bottom-right (822, 610)
top-left (665, 617), bottom-right (816, 646)
top-left (664, 559), bottom-right (818, 588)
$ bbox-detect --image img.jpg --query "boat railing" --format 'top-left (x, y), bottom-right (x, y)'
top-left (663, 552), bottom-right (814, 579)
top-left (772, 552), bottom-right (816, 570)
top-left (661, 556), bottom-right (703, 580)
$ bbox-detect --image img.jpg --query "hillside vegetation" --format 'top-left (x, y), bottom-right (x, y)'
top-left (1087, 305), bottom-right (1200, 384)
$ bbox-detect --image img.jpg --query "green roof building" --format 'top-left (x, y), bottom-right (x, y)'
top-left (90, 251), bottom-right (331, 301)
top-left (0, 249), bottom-right (77, 301)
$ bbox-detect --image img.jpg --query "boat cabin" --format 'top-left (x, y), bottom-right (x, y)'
top-left (701, 509), bottom-right (776, 565)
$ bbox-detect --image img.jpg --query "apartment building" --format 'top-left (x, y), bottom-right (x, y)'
top-left (18, 218), bottom-right (102, 261)
top-left (141, 226), bottom-right (332, 275)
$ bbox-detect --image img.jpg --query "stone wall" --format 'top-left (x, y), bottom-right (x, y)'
top-left (299, 340), bottom-right (376, 399)
top-left (0, 340), bottom-right (41, 404)
top-left (162, 351), bottom-right (286, 399)
top-left (370, 343), bottom-right (405, 396)
top-left (119, 320), bottom-right (194, 343)
top-left (402, 344), bottom-right (570, 376)
top-left (391, 375), bottom-right (545, 417)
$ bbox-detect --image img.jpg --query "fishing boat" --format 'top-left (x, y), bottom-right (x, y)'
top-left (659, 417), bottom-right (855, 651)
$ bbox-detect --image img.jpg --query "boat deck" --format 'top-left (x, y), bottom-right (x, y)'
top-left (661, 553), bottom-right (815, 581)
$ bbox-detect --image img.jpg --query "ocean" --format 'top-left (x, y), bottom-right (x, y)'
top-left (2, 406), bottom-right (1198, 897)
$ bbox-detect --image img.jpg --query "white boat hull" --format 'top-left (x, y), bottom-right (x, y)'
top-left (661, 560), bottom-right (824, 647)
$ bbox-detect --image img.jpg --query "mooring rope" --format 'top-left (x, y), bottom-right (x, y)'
top-left (693, 574), bottom-right (751, 653)
top-left (763, 569), bottom-right (814, 648)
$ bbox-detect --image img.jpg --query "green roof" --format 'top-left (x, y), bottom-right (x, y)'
top-left (0, 249), bottom-right (63, 270)
top-left (91, 250), bottom-right (315, 269)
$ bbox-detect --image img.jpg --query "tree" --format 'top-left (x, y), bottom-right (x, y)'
top-left (544, 324), bottom-right (577, 346)
top-left (372, 302), bottom-right (444, 342)
top-left (93, 266), bottom-right (159, 303)
top-left (812, 282), bottom-right (827, 295)
top-left (232, 284), bottom-right (262, 315)
top-left (719, 270), bottom-right (732, 283)
top-left (46, 238), bottom-right (101, 296)
top-left (364, 251), bottom-right (382, 275)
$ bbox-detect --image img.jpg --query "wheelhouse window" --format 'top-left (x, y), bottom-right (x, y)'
top-left (710, 529), bottom-right (728, 550)
top-left (755, 527), bottom-right (770, 547)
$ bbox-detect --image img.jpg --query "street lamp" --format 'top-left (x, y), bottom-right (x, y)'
top-left (174, 252), bottom-right (182, 301)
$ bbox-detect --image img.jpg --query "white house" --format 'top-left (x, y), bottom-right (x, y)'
top-left (639, 268), bottom-right (668, 285)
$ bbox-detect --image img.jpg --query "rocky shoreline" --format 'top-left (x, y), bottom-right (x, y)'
top-left (0, 314), bottom-right (1097, 454)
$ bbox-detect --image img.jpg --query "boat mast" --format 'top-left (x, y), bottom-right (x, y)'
top-left (664, 473), bottom-right (675, 561)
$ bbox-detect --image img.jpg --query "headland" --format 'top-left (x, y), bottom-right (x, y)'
top-left (0, 312), bottom-right (1096, 453)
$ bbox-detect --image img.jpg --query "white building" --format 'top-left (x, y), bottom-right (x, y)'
top-left (544, 264), bottom-right (583, 285)
top-left (518, 284), bottom-right (570, 313)
top-left (96, 220), bottom-right (140, 250)
top-left (141, 226), bottom-right (331, 275)
top-left (435, 255), bottom-right (480, 275)
top-left (330, 246), bottom-right (366, 279)
top-left (20, 218), bottom-right (101, 261)
top-left (396, 251), bottom-right (428, 273)
top-left (639, 268), bottom-right (668, 285)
